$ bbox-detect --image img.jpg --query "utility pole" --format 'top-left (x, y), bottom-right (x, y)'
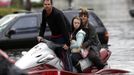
top-left (25, 0), bottom-right (31, 11)
top-left (68, 0), bottom-right (73, 8)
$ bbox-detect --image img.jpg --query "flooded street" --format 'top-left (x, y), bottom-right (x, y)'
top-left (106, 19), bottom-right (134, 73)
top-left (54, 0), bottom-right (134, 73)
top-left (4, 0), bottom-right (134, 74)
top-left (101, 0), bottom-right (134, 72)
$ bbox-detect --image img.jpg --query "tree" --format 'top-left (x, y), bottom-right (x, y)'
top-left (25, 0), bottom-right (31, 11)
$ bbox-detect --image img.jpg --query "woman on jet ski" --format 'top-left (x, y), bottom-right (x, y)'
top-left (69, 16), bottom-right (89, 72)
top-left (70, 9), bottom-right (106, 72)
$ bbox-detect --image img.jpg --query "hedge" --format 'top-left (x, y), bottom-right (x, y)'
top-left (0, 8), bottom-right (21, 17)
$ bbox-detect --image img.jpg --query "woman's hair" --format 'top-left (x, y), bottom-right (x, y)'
top-left (71, 16), bottom-right (83, 40)
top-left (71, 16), bottom-right (83, 33)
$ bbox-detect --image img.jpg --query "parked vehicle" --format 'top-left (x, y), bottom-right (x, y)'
top-left (0, 9), bottom-right (109, 49)
top-left (129, 9), bottom-right (134, 17)
top-left (0, 12), bottom-right (43, 49)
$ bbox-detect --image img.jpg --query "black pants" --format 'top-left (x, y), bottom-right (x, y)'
top-left (48, 37), bottom-right (73, 71)
top-left (71, 50), bottom-right (105, 72)
top-left (54, 47), bottom-right (73, 71)
top-left (71, 53), bottom-right (83, 72)
top-left (71, 53), bottom-right (82, 66)
top-left (87, 49), bottom-right (105, 69)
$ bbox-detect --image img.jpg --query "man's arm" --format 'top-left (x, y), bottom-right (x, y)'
top-left (39, 10), bottom-right (46, 37)
top-left (70, 30), bottom-right (86, 49)
top-left (56, 12), bottom-right (70, 46)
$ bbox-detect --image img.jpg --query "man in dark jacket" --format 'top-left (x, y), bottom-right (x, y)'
top-left (79, 8), bottom-right (105, 70)
top-left (37, 0), bottom-right (71, 71)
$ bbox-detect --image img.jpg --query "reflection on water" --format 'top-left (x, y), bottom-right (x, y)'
top-left (6, 48), bottom-right (29, 61)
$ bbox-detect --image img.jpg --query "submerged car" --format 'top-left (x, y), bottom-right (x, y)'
top-left (0, 9), bottom-right (109, 49)
top-left (0, 13), bottom-right (43, 49)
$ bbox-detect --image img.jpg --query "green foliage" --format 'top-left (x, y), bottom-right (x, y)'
top-left (11, 0), bottom-right (23, 8)
top-left (0, 8), bottom-right (21, 17)
top-left (0, 0), bottom-right (42, 17)
top-left (0, 0), bottom-right (23, 17)
top-left (32, 2), bottom-right (43, 8)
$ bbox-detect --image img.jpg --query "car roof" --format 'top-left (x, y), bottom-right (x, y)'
top-left (5, 12), bottom-right (41, 18)
top-left (5, 10), bottom-right (106, 32)
top-left (63, 9), bottom-right (107, 32)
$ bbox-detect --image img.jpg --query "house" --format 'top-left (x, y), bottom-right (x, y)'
top-left (0, 0), bottom-right (11, 7)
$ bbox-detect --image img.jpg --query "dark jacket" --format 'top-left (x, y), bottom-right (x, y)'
top-left (39, 7), bottom-right (71, 45)
top-left (82, 23), bottom-right (102, 51)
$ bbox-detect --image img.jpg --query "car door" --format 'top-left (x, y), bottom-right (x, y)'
top-left (7, 15), bottom-right (39, 48)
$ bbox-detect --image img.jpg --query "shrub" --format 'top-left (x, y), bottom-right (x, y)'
top-left (32, 2), bottom-right (42, 8)
top-left (0, 8), bottom-right (21, 17)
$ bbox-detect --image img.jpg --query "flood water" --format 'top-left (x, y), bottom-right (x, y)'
top-left (3, 0), bottom-right (134, 74)
top-left (106, 19), bottom-right (134, 73)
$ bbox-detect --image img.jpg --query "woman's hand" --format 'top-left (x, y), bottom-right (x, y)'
top-left (71, 40), bottom-right (76, 44)
top-left (63, 44), bottom-right (69, 50)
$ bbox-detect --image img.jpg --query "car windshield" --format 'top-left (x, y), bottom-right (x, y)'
top-left (64, 10), bottom-right (79, 23)
top-left (0, 14), bottom-right (16, 32)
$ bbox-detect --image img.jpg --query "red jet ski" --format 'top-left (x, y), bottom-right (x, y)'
top-left (0, 40), bottom-right (130, 75)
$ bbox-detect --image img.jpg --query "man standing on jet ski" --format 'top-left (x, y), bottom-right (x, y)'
top-left (37, 0), bottom-right (71, 71)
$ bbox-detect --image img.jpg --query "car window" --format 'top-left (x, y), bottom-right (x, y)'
top-left (64, 11), bottom-right (99, 27)
top-left (64, 10), bottom-right (104, 29)
top-left (89, 13), bottom-right (100, 27)
top-left (0, 15), bottom-right (16, 27)
top-left (9, 16), bottom-right (39, 39)
top-left (12, 16), bottom-right (37, 29)
top-left (89, 12), bottom-right (103, 27)
top-left (64, 11), bottom-right (79, 23)
top-left (0, 15), bottom-right (16, 32)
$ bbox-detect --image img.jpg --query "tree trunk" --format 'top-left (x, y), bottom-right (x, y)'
top-left (25, 0), bottom-right (32, 11)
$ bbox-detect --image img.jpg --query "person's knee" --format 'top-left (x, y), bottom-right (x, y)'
top-left (71, 54), bottom-right (80, 66)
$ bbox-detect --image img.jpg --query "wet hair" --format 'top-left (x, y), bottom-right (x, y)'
top-left (71, 16), bottom-right (83, 39)
top-left (79, 8), bottom-right (89, 18)
top-left (71, 16), bottom-right (83, 32)
top-left (43, 0), bottom-right (53, 5)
